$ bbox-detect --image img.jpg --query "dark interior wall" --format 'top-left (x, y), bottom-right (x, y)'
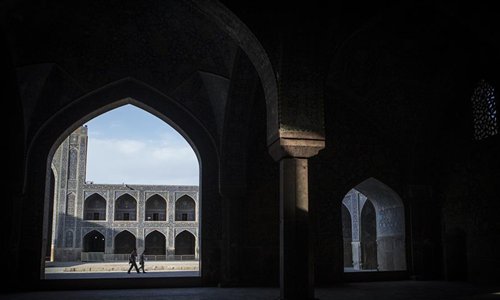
top-left (439, 116), bottom-right (500, 284)
top-left (218, 49), bottom-right (280, 286)
top-left (2, 27), bottom-right (25, 288)
top-left (437, 68), bottom-right (500, 283)
top-left (240, 85), bottom-right (279, 286)
top-left (312, 2), bottom-right (500, 284)
top-left (13, 81), bottom-right (223, 288)
top-left (310, 98), bottom-right (406, 284)
top-left (2, 0), bottom-right (500, 291)
top-left (434, 42), bottom-right (500, 284)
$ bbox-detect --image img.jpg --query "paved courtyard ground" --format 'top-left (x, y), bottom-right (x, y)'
top-left (44, 261), bottom-right (199, 279)
top-left (2, 281), bottom-right (500, 300)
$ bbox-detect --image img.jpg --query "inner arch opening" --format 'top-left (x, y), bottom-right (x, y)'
top-left (45, 102), bottom-right (200, 278)
top-left (341, 178), bottom-right (407, 272)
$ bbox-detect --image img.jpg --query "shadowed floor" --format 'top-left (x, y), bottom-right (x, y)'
top-left (2, 281), bottom-right (499, 300)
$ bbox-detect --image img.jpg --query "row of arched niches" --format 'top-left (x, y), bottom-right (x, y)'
top-left (84, 193), bottom-right (196, 222)
top-left (83, 229), bottom-right (195, 256)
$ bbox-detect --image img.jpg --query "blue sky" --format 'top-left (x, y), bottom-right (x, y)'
top-left (84, 104), bottom-right (199, 185)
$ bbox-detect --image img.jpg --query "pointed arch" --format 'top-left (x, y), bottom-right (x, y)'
top-left (84, 193), bottom-right (106, 220)
top-left (28, 77), bottom-right (219, 279)
top-left (83, 230), bottom-right (105, 252)
top-left (114, 194), bottom-right (137, 221)
top-left (341, 177), bottom-right (406, 272)
top-left (31, 78), bottom-right (210, 167)
top-left (144, 230), bottom-right (166, 256)
top-left (175, 230), bottom-right (196, 256)
top-left (114, 230), bottom-right (136, 254)
top-left (188, 1), bottom-right (279, 143)
top-left (175, 195), bottom-right (196, 221)
top-left (145, 194), bottom-right (167, 221)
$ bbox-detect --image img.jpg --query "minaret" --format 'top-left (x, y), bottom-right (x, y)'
top-left (50, 125), bottom-right (88, 261)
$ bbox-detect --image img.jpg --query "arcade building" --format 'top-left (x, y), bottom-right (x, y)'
top-left (49, 126), bottom-right (199, 262)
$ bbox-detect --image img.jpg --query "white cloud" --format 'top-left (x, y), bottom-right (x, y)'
top-left (86, 137), bottom-right (199, 185)
top-left (90, 138), bottom-right (146, 155)
top-left (117, 140), bottom-right (146, 154)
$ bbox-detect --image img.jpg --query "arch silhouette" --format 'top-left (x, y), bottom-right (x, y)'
top-left (145, 230), bottom-right (166, 255)
top-left (83, 230), bottom-right (105, 252)
top-left (115, 194), bottom-right (137, 221)
top-left (114, 230), bottom-right (136, 254)
top-left (22, 1), bottom-right (276, 283)
top-left (175, 195), bottom-right (196, 221)
top-left (28, 78), bottom-right (212, 169)
top-left (188, 1), bottom-right (278, 143)
top-left (84, 193), bottom-right (106, 221)
top-left (175, 230), bottom-right (196, 256)
top-left (145, 194), bottom-right (167, 221)
top-left (341, 177), bottom-right (406, 271)
top-left (27, 77), bottom-right (219, 280)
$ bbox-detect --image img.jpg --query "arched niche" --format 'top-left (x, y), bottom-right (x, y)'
top-left (145, 230), bottom-right (166, 256)
top-left (114, 230), bottom-right (136, 254)
top-left (175, 195), bottom-right (196, 221)
top-left (114, 194), bottom-right (137, 221)
top-left (84, 193), bottom-right (106, 221)
top-left (175, 230), bottom-right (196, 257)
top-left (145, 194), bottom-right (167, 221)
top-left (341, 177), bottom-right (406, 271)
top-left (30, 79), bottom-right (216, 281)
top-left (83, 230), bottom-right (105, 252)
top-left (17, 0), bottom-right (276, 284)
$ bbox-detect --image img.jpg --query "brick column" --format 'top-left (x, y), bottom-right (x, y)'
top-left (270, 133), bottom-right (324, 300)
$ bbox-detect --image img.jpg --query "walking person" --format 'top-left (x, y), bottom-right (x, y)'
top-left (138, 251), bottom-right (146, 273)
top-left (127, 248), bottom-right (140, 274)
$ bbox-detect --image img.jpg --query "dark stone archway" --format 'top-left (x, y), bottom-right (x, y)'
top-left (175, 195), bottom-right (196, 221)
top-left (12, 0), bottom-right (278, 288)
top-left (83, 230), bottom-right (105, 252)
top-left (145, 195), bottom-right (166, 221)
top-left (115, 194), bottom-right (137, 221)
top-left (356, 178), bottom-right (406, 271)
top-left (25, 78), bottom-right (220, 283)
top-left (114, 231), bottom-right (136, 254)
top-left (84, 193), bottom-right (106, 221)
top-left (145, 231), bottom-right (166, 256)
top-left (175, 231), bottom-right (196, 256)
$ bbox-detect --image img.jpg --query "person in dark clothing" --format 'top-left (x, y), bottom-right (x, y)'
top-left (128, 248), bottom-right (140, 274)
top-left (138, 251), bottom-right (146, 273)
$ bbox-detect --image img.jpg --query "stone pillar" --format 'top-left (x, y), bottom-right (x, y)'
top-left (351, 194), bottom-right (362, 270)
top-left (270, 133), bottom-right (324, 300)
top-left (351, 241), bottom-right (362, 270)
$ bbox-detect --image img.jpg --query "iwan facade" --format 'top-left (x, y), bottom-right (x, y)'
top-left (50, 126), bottom-right (199, 262)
